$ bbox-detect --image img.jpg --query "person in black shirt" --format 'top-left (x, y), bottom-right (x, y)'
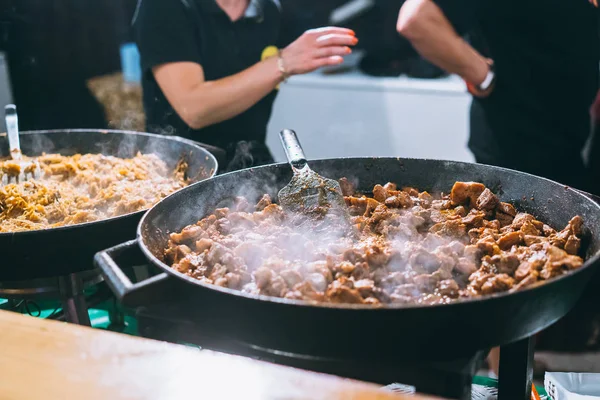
top-left (134, 0), bottom-right (357, 171)
top-left (396, 0), bottom-right (599, 192)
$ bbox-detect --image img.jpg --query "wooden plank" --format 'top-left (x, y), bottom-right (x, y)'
top-left (0, 310), bottom-right (443, 400)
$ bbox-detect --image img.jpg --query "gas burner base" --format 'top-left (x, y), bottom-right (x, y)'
top-left (0, 270), bottom-right (105, 326)
top-left (136, 304), bottom-right (535, 400)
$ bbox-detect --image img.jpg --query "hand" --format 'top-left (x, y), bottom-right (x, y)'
top-left (280, 27), bottom-right (358, 76)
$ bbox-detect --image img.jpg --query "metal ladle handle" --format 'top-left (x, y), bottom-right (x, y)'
top-left (279, 129), bottom-right (308, 171)
top-left (5, 104), bottom-right (21, 160)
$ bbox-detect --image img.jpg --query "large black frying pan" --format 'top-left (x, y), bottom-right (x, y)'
top-left (0, 129), bottom-right (217, 281)
top-left (96, 158), bottom-right (600, 362)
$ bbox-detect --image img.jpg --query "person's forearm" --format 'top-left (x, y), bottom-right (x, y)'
top-left (178, 57), bottom-right (281, 130)
top-left (397, 0), bottom-right (489, 85)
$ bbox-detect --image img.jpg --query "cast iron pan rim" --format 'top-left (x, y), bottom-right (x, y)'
top-left (0, 129), bottom-right (218, 237)
top-left (138, 156), bottom-right (600, 310)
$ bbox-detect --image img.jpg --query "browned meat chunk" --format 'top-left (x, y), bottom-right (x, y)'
top-left (564, 235), bottom-right (581, 255)
top-left (430, 220), bottom-right (467, 237)
top-left (462, 209), bottom-right (486, 227)
top-left (338, 177), bottom-right (356, 197)
top-left (255, 194), bottom-right (272, 211)
top-left (437, 279), bottom-right (460, 298)
top-left (511, 213), bottom-right (535, 229)
top-left (490, 253), bottom-right (520, 275)
top-left (498, 231), bottom-right (522, 250)
top-left (326, 281), bottom-right (364, 304)
top-left (383, 182), bottom-right (397, 191)
top-left (520, 221), bottom-right (540, 236)
top-left (373, 184), bottom-right (388, 203)
top-left (402, 187), bottom-right (419, 197)
top-left (450, 182), bottom-right (486, 206)
top-left (498, 202), bottom-right (517, 217)
top-left (170, 225), bottom-right (203, 244)
top-left (476, 188), bottom-right (499, 211)
top-left (384, 191), bottom-right (414, 208)
top-left (568, 216), bottom-right (584, 236)
top-left (496, 212), bottom-right (515, 228)
top-left (480, 274), bottom-right (515, 294)
top-left (418, 192), bottom-right (433, 208)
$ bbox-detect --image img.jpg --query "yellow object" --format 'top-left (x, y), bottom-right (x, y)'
top-left (261, 45), bottom-right (281, 90)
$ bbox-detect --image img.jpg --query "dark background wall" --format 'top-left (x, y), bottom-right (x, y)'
top-left (0, 0), bottom-right (138, 130)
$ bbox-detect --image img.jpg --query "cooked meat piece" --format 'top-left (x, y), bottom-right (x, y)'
top-left (430, 220), bottom-right (467, 237)
top-left (490, 253), bottom-right (520, 275)
top-left (383, 182), bottom-right (397, 192)
top-left (523, 235), bottom-right (546, 246)
top-left (195, 238), bottom-right (214, 253)
top-left (564, 235), bottom-right (581, 255)
top-left (496, 212), bottom-right (515, 228)
top-left (450, 182), bottom-right (486, 206)
top-left (432, 199), bottom-right (453, 210)
top-left (498, 231), bottom-right (522, 250)
top-left (511, 213), bottom-right (535, 229)
top-left (520, 221), bottom-right (540, 236)
top-left (462, 209), bottom-right (486, 227)
top-left (402, 187), bottom-right (419, 197)
top-left (394, 284), bottom-right (419, 297)
top-left (510, 273), bottom-right (539, 292)
top-left (365, 245), bottom-right (389, 268)
top-left (255, 194), bottom-right (272, 211)
top-left (476, 188), bottom-right (499, 211)
top-left (306, 273), bottom-right (327, 292)
top-left (418, 192), bottom-right (433, 208)
top-left (414, 274), bottom-right (439, 291)
top-left (280, 269), bottom-right (303, 288)
top-left (326, 281), bottom-right (364, 304)
top-left (384, 191), bottom-right (414, 208)
top-left (437, 279), bottom-right (460, 298)
top-left (372, 184), bottom-right (388, 203)
top-left (476, 235), bottom-right (498, 255)
top-left (568, 216), bottom-right (584, 236)
top-left (463, 245), bottom-right (481, 260)
top-left (338, 177), bottom-right (356, 197)
top-left (354, 279), bottom-right (376, 297)
top-left (214, 208), bottom-right (229, 219)
top-left (410, 249), bottom-right (441, 273)
top-left (542, 224), bottom-right (556, 237)
top-left (253, 267), bottom-right (274, 289)
top-left (480, 274), bottom-right (515, 294)
top-left (498, 202), bottom-right (517, 217)
top-left (170, 225), bottom-right (203, 244)
top-left (455, 257), bottom-right (478, 275)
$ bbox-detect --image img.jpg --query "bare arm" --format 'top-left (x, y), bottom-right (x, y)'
top-left (154, 58), bottom-right (281, 130)
top-left (154, 27), bottom-right (357, 130)
top-left (396, 0), bottom-right (489, 85)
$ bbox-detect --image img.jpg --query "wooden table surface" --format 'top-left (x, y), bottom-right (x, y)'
top-left (0, 311), bottom-right (443, 400)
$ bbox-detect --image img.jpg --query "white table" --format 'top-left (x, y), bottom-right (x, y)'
top-left (266, 65), bottom-right (473, 163)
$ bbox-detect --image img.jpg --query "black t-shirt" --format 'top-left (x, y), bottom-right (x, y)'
top-left (433, 0), bottom-right (599, 168)
top-left (134, 0), bottom-right (281, 151)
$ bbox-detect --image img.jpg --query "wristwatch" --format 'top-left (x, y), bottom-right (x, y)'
top-left (466, 60), bottom-right (495, 98)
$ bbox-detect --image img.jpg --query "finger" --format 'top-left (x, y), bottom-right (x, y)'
top-left (313, 56), bottom-right (344, 69)
top-left (315, 33), bottom-right (359, 47)
top-left (307, 26), bottom-right (355, 36)
top-left (315, 46), bottom-right (352, 58)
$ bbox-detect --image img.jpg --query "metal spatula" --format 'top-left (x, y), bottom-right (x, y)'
top-left (3, 104), bottom-right (39, 184)
top-left (277, 129), bottom-right (347, 215)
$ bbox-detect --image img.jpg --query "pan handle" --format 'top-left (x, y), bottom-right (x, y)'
top-left (94, 240), bottom-right (174, 307)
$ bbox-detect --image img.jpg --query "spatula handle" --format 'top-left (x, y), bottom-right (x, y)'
top-left (5, 104), bottom-right (21, 159)
top-left (279, 129), bottom-right (307, 170)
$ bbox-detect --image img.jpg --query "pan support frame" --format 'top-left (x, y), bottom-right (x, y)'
top-left (0, 270), bottom-right (110, 326)
top-left (136, 304), bottom-right (536, 400)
